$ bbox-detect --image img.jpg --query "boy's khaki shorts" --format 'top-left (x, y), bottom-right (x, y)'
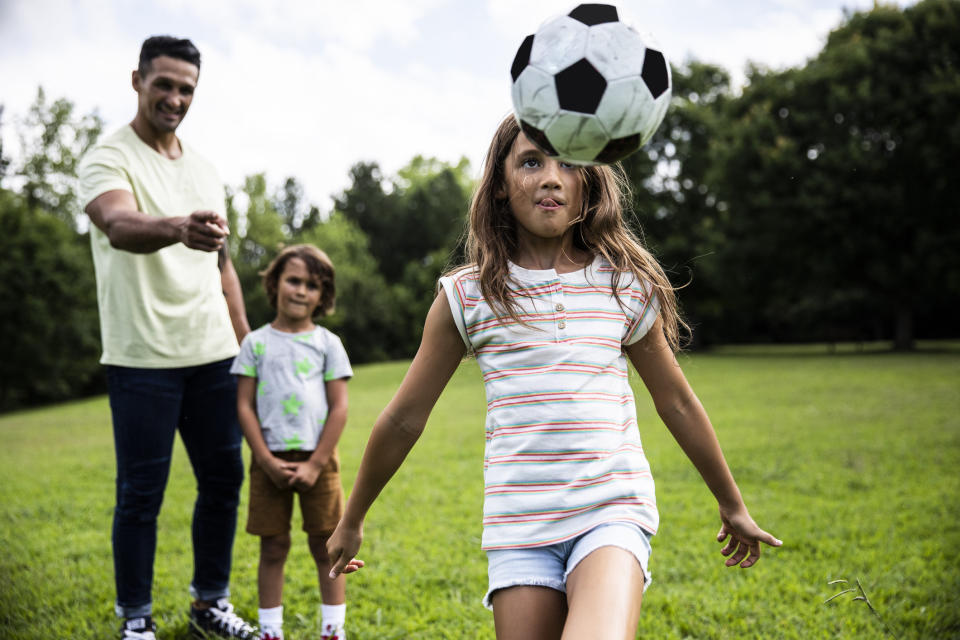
top-left (246, 449), bottom-right (344, 537)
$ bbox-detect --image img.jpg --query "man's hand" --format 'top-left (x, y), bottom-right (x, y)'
top-left (179, 210), bottom-right (228, 251)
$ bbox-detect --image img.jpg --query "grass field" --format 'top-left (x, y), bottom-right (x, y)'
top-left (1, 344), bottom-right (959, 639)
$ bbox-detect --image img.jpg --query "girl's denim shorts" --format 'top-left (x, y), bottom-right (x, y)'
top-left (483, 521), bottom-right (653, 609)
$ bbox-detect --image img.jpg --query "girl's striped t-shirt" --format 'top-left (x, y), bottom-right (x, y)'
top-left (439, 256), bottom-right (660, 550)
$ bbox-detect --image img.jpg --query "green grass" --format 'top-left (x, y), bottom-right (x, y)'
top-left (1, 346), bottom-right (959, 639)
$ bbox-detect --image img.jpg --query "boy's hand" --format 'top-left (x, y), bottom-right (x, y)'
top-left (262, 455), bottom-right (297, 489)
top-left (288, 459), bottom-right (323, 491)
top-left (327, 521), bottom-right (365, 578)
top-left (717, 504), bottom-right (782, 568)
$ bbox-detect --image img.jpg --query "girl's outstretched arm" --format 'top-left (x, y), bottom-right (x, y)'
top-left (327, 293), bottom-right (467, 577)
top-left (626, 319), bottom-right (782, 568)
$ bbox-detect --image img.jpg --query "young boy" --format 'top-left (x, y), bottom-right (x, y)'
top-left (231, 245), bottom-right (354, 640)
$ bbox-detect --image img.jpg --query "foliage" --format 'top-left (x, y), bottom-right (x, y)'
top-left (328, 156), bottom-right (471, 358)
top-left (710, 0), bottom-right (960, 348)
top-left (298, 156), bottom-right (473, 360)
top-left (296, 212), bottom-right (396, 363)
top-left (223, 161), bottom-right (471, 363)
top-left (334, 156), bottom-right (470, 281)
top-left (2, 346), bottom-right (959, 638)
top-left (226, 173), bottom-right (287, 329)
top-left (0, 188), bottom-right (102, 410)
top-left (0, 106), bottom-right (10, 179)
top-left (0, 93), bottom-right (104, 410)
top-left (6, 87), bottom-right (103, 228)
top-left (621, 61), bottom-right (733, 347)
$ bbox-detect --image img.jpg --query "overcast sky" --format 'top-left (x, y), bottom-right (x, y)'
top-left (0, 0), bottom-right (911, 212)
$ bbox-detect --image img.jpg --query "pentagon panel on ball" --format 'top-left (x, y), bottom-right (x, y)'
top-left (510, 2), bottom-right (672, 165)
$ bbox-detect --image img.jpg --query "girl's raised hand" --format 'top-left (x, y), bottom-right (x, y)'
top-left (716, 505), bottom-right (782, 568)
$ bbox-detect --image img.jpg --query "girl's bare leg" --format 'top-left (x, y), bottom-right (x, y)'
top-left (562, 546), bottom-right (645, 640)
top-left (492, 586), bottom-right (567, 640)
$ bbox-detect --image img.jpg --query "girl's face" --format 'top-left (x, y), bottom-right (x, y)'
top-left (275, 257), bottom-right (322, 324)
top-left (499, 133), bottom-right (584, 243)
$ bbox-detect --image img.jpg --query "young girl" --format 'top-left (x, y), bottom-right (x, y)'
top-left (327, 116), bottom-right (781, 639)
top-left (232, 245), bottom-right (361, 640)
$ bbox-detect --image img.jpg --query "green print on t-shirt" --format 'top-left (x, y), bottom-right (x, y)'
top-left (281, 393), bottom-right (302, 416)
top-left (230, 324), bottom-right (352, 456)
top-left (295, 357), bottom-right (314, 377)
top-left (283, 433), bottom-right (305, 450)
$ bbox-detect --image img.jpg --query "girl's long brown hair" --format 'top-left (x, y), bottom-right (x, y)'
top-left (448, 115), bottom-right (686, 351)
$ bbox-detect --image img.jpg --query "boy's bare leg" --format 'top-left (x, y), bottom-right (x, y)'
top-left (259, 533), bottom-right (292, 607)
top-left (309, 533), bottom-right (345, 604)
top-left (562, 546), bottom-right (645, 640)
top-left (492, 586), bottom-right (567, 640)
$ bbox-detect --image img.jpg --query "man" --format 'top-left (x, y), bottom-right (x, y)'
top-left (78, 36), bottom-right (256, 640)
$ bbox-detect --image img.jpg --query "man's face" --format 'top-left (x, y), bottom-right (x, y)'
top-left (133, 55), bottom-right (199, 133)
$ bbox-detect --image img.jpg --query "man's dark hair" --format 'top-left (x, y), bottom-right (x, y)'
top-left (138, 36), bottom-right (201, 77)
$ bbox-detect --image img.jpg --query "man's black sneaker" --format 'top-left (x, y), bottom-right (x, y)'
top-left (120, 616), bottom-right (156, 640)
top-left (189, 598), bottom-right (257, 639)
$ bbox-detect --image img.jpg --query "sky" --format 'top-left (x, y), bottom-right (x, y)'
top-left (0, 0), bottom-right (911, 213)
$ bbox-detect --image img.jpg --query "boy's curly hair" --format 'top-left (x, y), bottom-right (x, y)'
top-left (261, 244), bottom-right (336, 318)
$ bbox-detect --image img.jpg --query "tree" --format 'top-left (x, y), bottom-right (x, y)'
top-left (0, 188), bottom-right (102, 410)
top-left (332, 161), bottom-right (398, 274)
top-left (711, 0), bottom-right (960, 348)
top-left (335, 157), bottom-right (471, 281)
top-left (332, 157), bottom-right (472, 359)
top-left (295, 212), bottom-right (396, 362)
top-left (0, 92), bottom-right (104, 410)
top-left (392, 155), bottom-right (471, 274)
top-left (226, 173), bottom-right (287, 329)
top-left (274, 175), bottom-right (323, 236)
top-left (8, 88), bottom-right (103, 228)
top-left (620, 62), bottom-right (734, 346)
top-left (0, 106), bottom-right (10, 180)
top-left (224, 171), bottom-right (404, 362)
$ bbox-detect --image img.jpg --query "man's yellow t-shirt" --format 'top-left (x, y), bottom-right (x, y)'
top-left (78, 125), bottom-right (239, 368)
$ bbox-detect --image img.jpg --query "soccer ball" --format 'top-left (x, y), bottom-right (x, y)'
top-left (510, 3), bottom-right (671, 165)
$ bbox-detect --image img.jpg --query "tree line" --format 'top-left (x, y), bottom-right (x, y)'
top-left (1, 0), bottom-right (957, 411)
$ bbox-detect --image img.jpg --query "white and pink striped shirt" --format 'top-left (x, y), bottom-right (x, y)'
top-left (439, 256), bottom-right (660, 550)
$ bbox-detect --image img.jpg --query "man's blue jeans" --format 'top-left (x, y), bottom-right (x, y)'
top-left (106, 358), bottom-right (244, 618)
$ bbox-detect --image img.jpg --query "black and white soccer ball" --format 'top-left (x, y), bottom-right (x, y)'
top-left (510, 3), bottom-right (671, 165)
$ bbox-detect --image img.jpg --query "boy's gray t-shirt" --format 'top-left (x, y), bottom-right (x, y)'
top-left (231, 324), bottom-right (353, 451)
